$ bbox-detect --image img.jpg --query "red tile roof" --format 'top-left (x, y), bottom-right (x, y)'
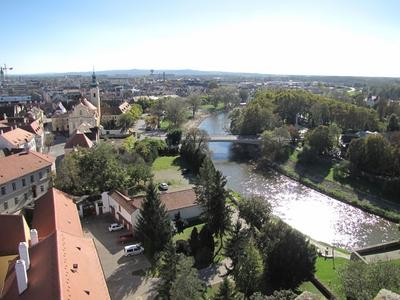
top-left (110, 189), bottom-right (198, 214)
top-left (0, 188), bottom-right (110, 300)
top-left (64, 131), bottom-right (93, 150)
top-left (0, 128), bottom-right (35, 147)
top-left (0, 151), bottom-right (55, 185)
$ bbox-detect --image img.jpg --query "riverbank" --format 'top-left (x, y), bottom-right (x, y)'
top-left (270, 153), bottom-right (400, 223)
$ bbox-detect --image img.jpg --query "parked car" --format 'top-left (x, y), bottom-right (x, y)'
top-left (119, 233), bottom-right (134, 244)
top-left (159, 182), bottom-right (169, 191)
top-left (108, 223), bottom-right (124, 232)
top-left (124, 244), bottom-right (144, 256)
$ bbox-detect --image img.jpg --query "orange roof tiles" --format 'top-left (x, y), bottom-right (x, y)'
top-left (0, 188), bottom-right (110, 300)
top-left (0, 128), bottom-right (35, 147)
top-left (0, 151), bottom-right (55, 185)
top-left (32, 189), bottom-right (83, 239)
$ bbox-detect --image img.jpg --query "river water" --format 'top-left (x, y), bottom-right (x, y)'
top-left (199, 113), bottom-right (399, 250)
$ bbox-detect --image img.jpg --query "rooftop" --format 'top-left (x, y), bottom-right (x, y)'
top-left (64, 131), bottom-right (93, 150)
top-left (0, 128), bottom-right (35, 147)
top-left (0, 188), bottom-right (110, 300)
top-left (0, 151), bottom-right (55, 185)
top-left (109, 188), bottom-right (198, 214)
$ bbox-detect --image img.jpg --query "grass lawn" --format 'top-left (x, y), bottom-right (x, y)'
top-left (315, 257), bottom-right (348, 299)
top-left (200, 102), bottom-right (225, 112)
top-left (152, 155), bottom-right (181, 171)
top-left (173, 223), bottom-right (205, 242)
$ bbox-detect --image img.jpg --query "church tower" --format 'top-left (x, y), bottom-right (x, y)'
top-left (90, 70), bottom-right (101, 126)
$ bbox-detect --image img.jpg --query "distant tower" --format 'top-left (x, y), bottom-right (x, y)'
top-left (0, 67), bottom-right (4, 83)
top-left (90, 69), bottom-right (101, 126)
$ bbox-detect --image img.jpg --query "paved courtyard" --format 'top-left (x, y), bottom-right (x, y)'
top-left (82, 214), bottom-right (158, 300)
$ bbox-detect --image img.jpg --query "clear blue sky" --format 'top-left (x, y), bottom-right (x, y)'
top-left (1, 0), bottom-right (400, 76)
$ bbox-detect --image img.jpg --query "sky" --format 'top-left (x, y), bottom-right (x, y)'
top-left (1, 0), bottom-right (400, 77)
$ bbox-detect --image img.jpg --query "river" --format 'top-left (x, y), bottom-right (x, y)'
top-left (199, 113), bottom-right (399, 250)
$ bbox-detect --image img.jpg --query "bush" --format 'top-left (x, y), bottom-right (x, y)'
top-left (176, 240), bottom-right (191, 256)
top-left (297, 145), bottom-right (316, 164)
top-left (333, 160), bottom-right (350, 181)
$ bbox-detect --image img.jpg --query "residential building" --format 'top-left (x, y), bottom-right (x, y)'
top-left (0, 188), bottom-right (110, 300)
top-left (0, 151), bottom-right (55, 214)
top-left (0, 128), bottom-right (36, 151)
top-left (101, 189), bottom-right (201, 231)
top-left (101, 101), bottom-right (131, 123)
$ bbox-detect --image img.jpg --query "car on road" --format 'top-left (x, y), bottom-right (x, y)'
top-left (124, 244), bottom-right (144, 256)
top-left (159, 182), bottom-right (169, 191)
top-left (108, 223), bottom-right (124, 232)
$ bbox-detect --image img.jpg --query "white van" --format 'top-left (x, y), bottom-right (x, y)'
top-left (124, 244), bottom-right (144, 256)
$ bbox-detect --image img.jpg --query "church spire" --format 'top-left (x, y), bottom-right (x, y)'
top-left (91, 67), bottom-right (98, 87)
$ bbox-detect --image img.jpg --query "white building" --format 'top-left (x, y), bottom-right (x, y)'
top-left (0, 151), bottom-right (55, 214)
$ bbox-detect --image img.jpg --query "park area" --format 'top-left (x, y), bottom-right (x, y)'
top-left (151, 155), bottom-right (194, 192)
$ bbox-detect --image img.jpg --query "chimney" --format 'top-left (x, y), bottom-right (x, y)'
top-left (30, 229), bottom-right (39, 246)
top-left (15, 260), bottom-right (28, 294)
top-left (18, 242), bottom-right (30, 270)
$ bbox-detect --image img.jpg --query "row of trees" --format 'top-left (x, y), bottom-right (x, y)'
top-left (231, 89), bottom-right (380, 135)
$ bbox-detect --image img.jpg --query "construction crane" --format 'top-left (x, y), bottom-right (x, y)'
top-left (0, 64), bottom-right (13, 81)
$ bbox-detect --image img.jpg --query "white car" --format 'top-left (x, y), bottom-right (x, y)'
top-left (108, 223), bottom-right (124, 232)
top-left (159, 182), bottom-right (169, 191)
top-left (124, 244), bottom-right (144, 256)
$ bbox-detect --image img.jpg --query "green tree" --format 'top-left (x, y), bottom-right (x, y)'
top-left (127, 103), bottom-right (143, 120)
top-left (224, 220), bottom-right (247, 274)
top-left (340, 260), bottom-right (400, 299)
top-left (239, 89), bottom-right (249, 103)
top-left (55, 143), bottom-right (127, 195)
top-left (157, 240), bottom-right (179, 299)
top-left (180, 128), bottom-right (209, 173)
top-left (213, 278), bottom-right (243, 300)
top-left (258, 221), bottom-right (316, 291)
top-left (117, 112), bottom-right (136, 132)
top-left (187, 95), bottom-right (202, 117)
top-left (305, 125), bottom-right (334, 156)
top-left (194, 158), bottom-right (231, 256)
top-left (165, 97), bottom-right (187, 128)
top-left (44, 132), bottom-right (54, 152)
top-left (387, 114), bottom-right (400, 132)
top-left (261, 127), bottom-right (291, 163)
top-left (135, 181), bottom-right (172, 257)
top-left (238, 196), bottom-right (272, 230)
top-left (150, 98), bottom-right (166, 128)
top-left (170, 256), bottom-right (205, 300)
top-left (166, 128), bottom-right (182, 147)
top-left (233, 240), bottom-right (263, 297)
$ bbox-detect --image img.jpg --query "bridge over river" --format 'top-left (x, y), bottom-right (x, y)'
top-left (208, 135), bottom-right (261, 144)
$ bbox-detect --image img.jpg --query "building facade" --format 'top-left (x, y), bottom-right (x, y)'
top-left (0, 151), bottom-right (55, 214)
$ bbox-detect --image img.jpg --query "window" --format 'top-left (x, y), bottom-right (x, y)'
top-left (22, 178), bottom-right (26, 187)
top-left (12, 182), bottom-right (16, 191)
top-left (40, 185), bottom-right (44, 192)
top-left (47, 168), bottom-right (50, 174)
top-left (119, 205), bottom-right (121, 212)
top-left (30, 175), bottom-right (35, 183)
top-left (39, 172), bottom-right (43, 179)
top-left (14, 197), bottom-right (18, 205)
top-left (4, 201), bottom-right (8, 210)
top-left (80, 110), bottom-right (82, 116)
top-left (24, 193), bottom-right (28, 201)
top-left (93, 93), bottom-right (96, 98)
top-left (1, 187), bottom-right (5, 195)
